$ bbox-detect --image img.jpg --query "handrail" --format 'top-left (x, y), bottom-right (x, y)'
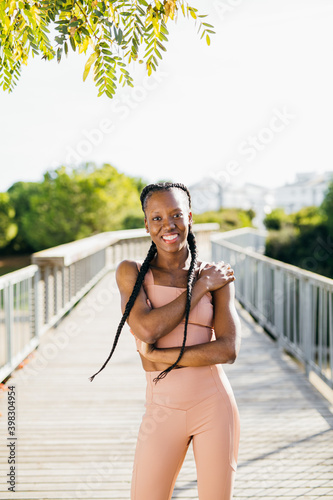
top-left (31, 224), bottom-right (219, 267)
top-left (0, 223), bottom-right (219, 382)
top-left (30, 228), bottom-right (152, 267)
top-left (212, 229), bottom-right (333, 390)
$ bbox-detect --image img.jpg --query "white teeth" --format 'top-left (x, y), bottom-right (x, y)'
top-left (163, 235), bottom-right (177, 241)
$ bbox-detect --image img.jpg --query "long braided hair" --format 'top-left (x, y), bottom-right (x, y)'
top-left (89, 182), bottom-right (197, 383)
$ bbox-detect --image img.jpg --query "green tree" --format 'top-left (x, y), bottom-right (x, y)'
top-left (321, 181), bottom-right (333, 237)
top-left (264, 204), bottom-right (332, 278)
top-left (265, 226), bottom-right (298, 263)
top-left (0, 0), bottom-right (214, 98)
top-left (7, 163), bottom-right (144, 252)
top-left (290, 205), bottom-right (323, 228)
top-left (5, 180), bottom-right (41, 254)
top-left (0, 193), bottom-right (18, 249)
top-left (263, 208), bottom-right (291, 230)
top-left (193, 207), bottom-right (255, 231)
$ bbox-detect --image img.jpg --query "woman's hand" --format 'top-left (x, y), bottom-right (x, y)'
top-left (136, 337), bottom-right (156, 360)
top-left (198, 261), bottom-right (235, 292)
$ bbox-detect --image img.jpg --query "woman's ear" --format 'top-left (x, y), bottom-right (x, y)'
top-left (144, 218), bottom-right (149, 233)
top-left (188, 211), bottom-right (193, 228)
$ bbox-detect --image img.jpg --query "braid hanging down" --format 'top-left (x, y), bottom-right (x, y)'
top-left (88, 241), bottom-right (156, 382)
top-left (89, 181), bottom-right (198, 383)
top-left (152, 229), bottom-right (197, 383)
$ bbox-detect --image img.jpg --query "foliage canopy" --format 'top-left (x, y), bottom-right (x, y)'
top-left (264, 198), bottom-right (333, 279)
top-left (193, 207), bottom-right (255, 232)
top-left (0, 0), bottom-right (214, 98)
top-left (5, 163), bottom-right (144, 252)
top-left (0, 193), bottom-right (18, 249)
top-left (321, 180), bottom-right (333, 238)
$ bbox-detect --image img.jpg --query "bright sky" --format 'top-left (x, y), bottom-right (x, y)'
top-left (1, 0), bottom-right (333, 192)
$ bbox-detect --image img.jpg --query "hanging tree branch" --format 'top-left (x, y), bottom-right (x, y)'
top-left (0, 0), bottom-right (215, 98)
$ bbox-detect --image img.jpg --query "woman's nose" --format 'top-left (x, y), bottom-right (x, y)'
top-left (163, 217), bottom-right (176, 231)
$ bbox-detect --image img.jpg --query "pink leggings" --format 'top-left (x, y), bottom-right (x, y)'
top-left (131, 364), bottom-right (240, 500)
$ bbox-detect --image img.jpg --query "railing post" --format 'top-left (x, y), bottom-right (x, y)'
top-left (54, 266), bottom-right (58, 317)
top-left (329, 291), bottom-right (333, 386)
top-left (61, 267), bottom-right (65, 309)
top-left (274, 267), bottom-right (284, 344)
top-left (44, 266), bottom-right (50, 325)
top-left (68, 265), bottom-right (72, 302)
top-left (34, 268), bottom-right (40, 339)
top-left (257, 260), bottom-right (264, 326)
top-left (243, 254), bottom-right (249, 309)
top-left (301, 278), bottom-right (312, 377)
top-left (4, 282), bottom-right (13, 370)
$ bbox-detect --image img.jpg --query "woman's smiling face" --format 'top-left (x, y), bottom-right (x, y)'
top-left (144, 189), bottom-right (192, 253)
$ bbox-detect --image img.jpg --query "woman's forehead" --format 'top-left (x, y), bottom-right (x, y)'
top-left (145, 189), bottom-right (189, 211)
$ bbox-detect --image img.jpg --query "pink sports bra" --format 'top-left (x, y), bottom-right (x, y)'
top-left (131, 262), bottom-right (215, 348)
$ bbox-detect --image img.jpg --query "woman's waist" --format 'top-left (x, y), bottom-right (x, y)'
top-left (140, 358), bottom-right (186, 373)
top-left (145, 364), bottom-right (227, 409)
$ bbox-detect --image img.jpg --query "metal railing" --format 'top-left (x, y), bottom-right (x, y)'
top-left (0, 224), bottom-right (218, 382)
top-left (212, 228), bottom-right (333, 390)
top-left (0, 265), bottom-right (39, 383)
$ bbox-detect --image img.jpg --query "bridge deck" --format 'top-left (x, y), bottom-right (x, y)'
top-left (0, 271), bottom-right (333, 500)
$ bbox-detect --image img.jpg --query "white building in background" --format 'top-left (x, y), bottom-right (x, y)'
top-left (189, 177), bottom-right (271, 229)
top-left (273, 171), bottom-right (333, 213)
top-left (189, 171), bottom-right (333, 228)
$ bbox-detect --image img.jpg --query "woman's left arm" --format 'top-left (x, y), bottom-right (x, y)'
top-left (138, 282), bottom-right (241, 367)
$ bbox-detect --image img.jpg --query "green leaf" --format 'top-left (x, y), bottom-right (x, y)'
top-left (160, 24), bottom-right (168, 35)
top-left (136, 6), bottom-right (145, 16)
top-left (158, 32), bottom-right (168, 42)
top-left (156, 39), bottom-right (166, 51)
top-left (102, 48), bottom-right (113, 55)
top-left (117, 29), bottom-right (123, 44)
top-left (93, 10), bottom-right (104, 19)
top-left (83, 51), bottom-right (98, 81)
top-left (69, 36), bottom-right (76, 51)
top-left (95, 76), bottom-right (105, 86)
top-left (81, 27), bottom-right (90, 36)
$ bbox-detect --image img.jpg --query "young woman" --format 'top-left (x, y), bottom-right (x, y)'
top-left (89, 182), bottom-right (241, 500)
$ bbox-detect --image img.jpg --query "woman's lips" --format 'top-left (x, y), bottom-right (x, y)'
top-left (162, 233), bottom-right (179, 243)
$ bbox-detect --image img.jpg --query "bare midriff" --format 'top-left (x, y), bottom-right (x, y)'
top-left (138, 355), bottom-right (185, 372)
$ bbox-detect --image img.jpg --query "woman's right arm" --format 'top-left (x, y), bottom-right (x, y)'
top-left (115, 260), bottom-right (234, 344)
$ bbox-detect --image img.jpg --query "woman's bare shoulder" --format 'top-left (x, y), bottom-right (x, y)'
top-left (116, 260), bottom-right (140, 285)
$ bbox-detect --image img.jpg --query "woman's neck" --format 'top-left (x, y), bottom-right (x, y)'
top-left (153, 246), bottom-right (191, 271)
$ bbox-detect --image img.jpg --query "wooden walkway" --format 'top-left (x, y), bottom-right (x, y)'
top-left (0, 271), bottom-right (333, 500)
